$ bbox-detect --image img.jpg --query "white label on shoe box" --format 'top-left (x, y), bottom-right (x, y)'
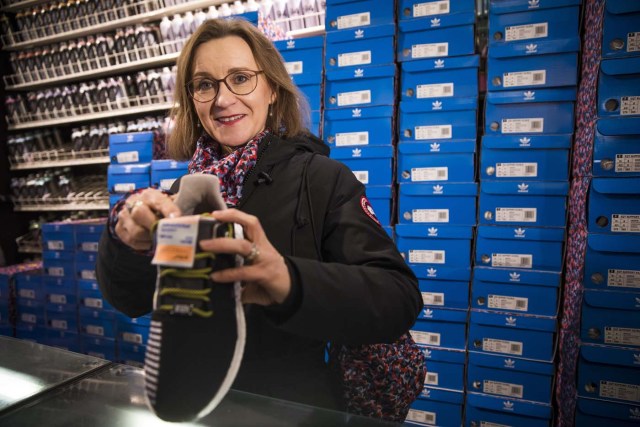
top-left (412, 209), bottom-right (450, 223)
top-left (152, 215), bottom-right (200, 268)
top-left (611, 214), bottom-right (640, 233)
top-left (489, 295), bottom-right (529, 312)
top-left (406, 409), bottom-right (436, 425)
top-left (483, 338), bottom-right (523, 356)
top-left (412, 42), bottom-right (449, 59)
top-left (19, 289), bottom-right (35, 299)
top-left (337, 12), bottom-right (370, 30)
top-left (51, 319), bottom-right (68, 330)
top-left (49, 294), bottom-right (67, 304)
top-left (484, 380), bottom-right (524, 399)
top-left (417, 83), bottom-right (454, 98)
top-left (502, 118), bottom-right (544, 133)
top-left (86, 325), bottom-right (104, 336)
top-left (505, 22), bottom-right (548, 41)
top-left (47, 240), bottom-right (65, 250)
top-left (628, 32), bottom-right (640, 52)
top-left (425, 372), bottom-right (439, 386)
top-left (81, 270), bottom-right (96, 280)
top-left (337, 90), bottom-right (371, 106)
top-left (81, 242), bottom-right (99, 252)
top-left (496, 162), bottom-right (538, 177)
top-left (422, 292), bottom-right (445, 306)
top-left (353, 171), bottom-right (369, 184)
top-left (285, 61), bottom-right (303, 75)
top-left (116, 151), bottom-right (139, 164)
top-left (495, 207), bottom-right (537, 223)
top-left (604, 327), bottom-right (640, 346)
top-left (122, 332), bottom-right (143, 344)
top-left (480, 422), bottom-right (510, 427)
top-left (84, 298), bottom-right (103, 309)
top-left (160, 178), bottom-right (177, 191)
top-left (338, 51), bottom-right (372, 67)
top-left (411, 167), bottom-right (449, 181)
top-left (621, 96), bottom-right (640, 116)
top-left (599, 381), bottom-right (640, 403)
top-left (411, 330), bottom-right (441, 346)
top-left (503, 70), bottom-right (546, 88)
top-left (409, 250), bottom-right (445, 264)
top-left (608, 269), bottom-right (640, 288)
top-left (336, 132), bottom-right (369, 146)
top-left (21, 313), bottom-right (36, 324)
top-left (615, 154), bottom-right (640, 172)
top-left (114, 183), bottom-right (136, 193)
top-left (414, 0), bottom-right (450, 17)
top-left (415, 125), bottom-right (452, 140)
top-left (48, 267), bottom-right (65, 277)
top-left (492, 253), bottom-right (533, 268)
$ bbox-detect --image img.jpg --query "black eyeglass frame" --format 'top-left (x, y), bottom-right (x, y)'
top-left (185, 70), bottom-right (265, 103)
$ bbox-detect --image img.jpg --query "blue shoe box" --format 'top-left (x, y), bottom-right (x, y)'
top-left (118, 341), bottom-right (146, 367)
top-left (326, 23), bottom-right (394, 70)
top-left (472, 271), bottom-right (559, 317)
top-left (299, 83), bottom-right (323, 111)
top-left (150, 160), bottom-right (189, 191)
top-left (330, 145), bottom-right (394, 185)
top-left (398, 0), bottom-right (476, 26)
top-left (0, 299), bottom-right (9, 325)
top-left (117, 321), bottom-right (150, 346)
top-left (15, 271), bottom-right (44, 302)
top-left (584, 234), bottom-right (640, 292)
top-left (15, 324), bottom-right (47, 342)
top-left (45, 305), bottom-right (78, 332)
top-left (326, 0), bottom-right (395, 31)
top-left (108, 131), bottom-right (153, 165)
top-left (488, 5), bottom-right (581, 58)
top-left (468, 351), bottom-right (555, 404)
top-left (400, 55), bottom-right (479, 106)
top-left (468, 310), bottom-right (558, 361)
top-left (108, 163), bottom-right (151, 194)
top-left (78, 279), bottom-right (115, 314)
top-left (399, 103), bottom-right (478, 142)
top-left (419, 279), bottom-right (470, 310)
top-left (476, 225), bottom-right (565, 271)
top-left (274, 35), bottom-right (324, 85)
top-left (325, 64), bottom-right (396, 109)
top-left (117, 311), bottom-right (152, 327)
top-left (44, 276), bottom-right (77, 306)
top-left (42, 222), bottom-right (75, 252)
top-left (412, 307), bottom-right (469, 350)
top-left (80, 335), bottom-right (117, 360)
top-left (602, 0), bottom-right (640, 59)
top-left (396, 224), bottom-right (473, 281)
top-left (0, 323), bottom-right (13, 337)
top-left (406, 393), bottom-right (464, 427)
top-left (323, 105), bottom-right (394, 147)
top-left (310, 110), bottom-right (321, 138)
top-left (74, 221), bottom-right (106, 253)
top-left (480, 135), bottom-right (571, 181)
top-left (598, 57), bottom-right (640, 119)
top-left (490, 0), bottom-right (581, 14)
top-left (588, 177), bottom-right (640, 234)
top-left (42, 329), bottom-right (80, 353)
top-left (398, 21), bottom-right (475, 62)
top-left (581, 289), bottom-right (640, 348)
top-left (578, 344), bottom-right (640, 405)
top-left (465, 392), bottom-right (553, 427)
top-left (488, 52), bottom-right (579, 90)
top-left (75, 251), bottom-right (97, 281)
top-left (17, 299), bottom-right (45, 327)
top-left (79, 315), bottom-right (117, 339)
top-left (597, 115), bottom-right (640, 137)
top-left (593, 124), bottom-right (640, 177)
top-left (485, 87), bottom-right (576, 135)
top-left (422, 349), bottom-right (466, 391)
top-left (575, 397), bottom-right (640, 427)
top-left (398, 182), bottom-right (478, 226)
top-left (397, 148), bottom-right (475, 183)
top-left (478, 181), bottom-right (568, 228)
top-left (366, 185), bottom-right (392, 226)
top-left (42, 250), bottom-right (76, 279)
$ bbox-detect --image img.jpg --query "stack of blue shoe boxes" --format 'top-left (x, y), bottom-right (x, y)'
top-left (324, 0), bottom-right (397, 236)
top-left (275, 35), bottom-right (325, 138)
top-left (397, 1), bottom-right (478, 425)
top-left (576, 2), bottom-right (640, 425)
top-left (0, 271), bottom-right (11, 337)
top-left (150, 159), bottom-right (190, 192)
top-left (108, 131), bottom-right (153, 209)
top-left (466, 1), bottom-right (581, 426)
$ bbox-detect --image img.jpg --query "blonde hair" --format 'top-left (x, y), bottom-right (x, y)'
top-left (167, 18), bottom-right (310, 160)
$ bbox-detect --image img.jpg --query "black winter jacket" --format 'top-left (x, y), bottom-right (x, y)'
top-left (96, 132), bottom-right (422, 411)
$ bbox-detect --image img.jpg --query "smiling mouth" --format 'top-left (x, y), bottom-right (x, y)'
top-left (216, 114), bottom-right (245, 124)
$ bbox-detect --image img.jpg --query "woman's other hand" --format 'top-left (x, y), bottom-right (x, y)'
top-left (202, 208), bottom-right (292, 306)
top-left (115, 189), bottom-right (181, 251)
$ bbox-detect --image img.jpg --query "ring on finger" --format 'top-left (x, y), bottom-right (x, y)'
top-left (245, 242), bottom-right (260, 264)
top-left (126, 200), bottom-right (145, 213)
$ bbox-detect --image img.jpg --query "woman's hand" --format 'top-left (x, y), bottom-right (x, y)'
top-left (201, 208), bottom-right (292, 306)
top-left (115, 189), bottom-right (181, 251)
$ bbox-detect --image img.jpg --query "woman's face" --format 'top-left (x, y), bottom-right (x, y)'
top-left (191, 36), bottom-right (275, 148)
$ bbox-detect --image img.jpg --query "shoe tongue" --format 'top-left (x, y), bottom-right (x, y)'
top-left (174, 174), bottom-right (227, 215)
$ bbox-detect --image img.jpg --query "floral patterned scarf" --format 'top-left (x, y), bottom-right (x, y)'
top-left (188, 130), bottom-right (269, 206)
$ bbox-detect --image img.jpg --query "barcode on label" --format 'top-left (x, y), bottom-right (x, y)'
top-left (439, 2), bottom-right (448, 10)
top-left (433, 295), bottom-right (443, 304)
top-left (524, 210), bottom-right (535, 219)
top-left (353, 171), bottom-right (369, 184)
top-left (441, 127), bottom-right (451, 136)
top-left (434, 253), bottom-right (443, 261)
top-left (426, 373), bottom-right (439, 385)
top-left (438, 45), bottom-right (447, 53)
top-left (512, 386), bottom-right (523, 395)
top-left (516, 300), bottom-right (527, 308)
top-left (443, 85), bottom-right (453, 94)
top-left (439, 212), bottom-right (448, 219)
top-left (361, 92), bottom-right (370, 102)
top-left (360, 14), bottom-right (368, 22)
top-left (535, 24), bottom-right (546, 35)
top-left (525, 165), bottom-right (536, 174)
top-left (533, 72), bottom-right (545, 82)
top-left (362, 53), bottom-right (370, 61)
top-left (531, 120), bottom-right (543, 129)
top-left (520, 257), bottom-right (531, 267)
top-left (511, 343), bottom-right (522, 353)
top-left (430, 334), bottom-right (440, 343)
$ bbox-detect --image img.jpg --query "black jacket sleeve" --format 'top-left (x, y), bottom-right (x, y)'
top-left (276, 158), bottom-right (422, 345)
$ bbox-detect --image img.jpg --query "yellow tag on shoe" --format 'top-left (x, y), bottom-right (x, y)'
top-left (152, 215), bottom-right (200, 268)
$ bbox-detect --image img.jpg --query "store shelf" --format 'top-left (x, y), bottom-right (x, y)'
top-left (3, 0), bottom-right (227, 50)
top-left (0, 0), bottom-right (49, 13)
top-left (11, 154), bottom-right (110, 171)
top-left (287, 25), bottom-right (326, 39)
top-left (14, 202), bottom-right (109, 211)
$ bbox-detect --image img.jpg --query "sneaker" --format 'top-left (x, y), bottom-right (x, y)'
top-left (144, 174), bottom-right (246, 422)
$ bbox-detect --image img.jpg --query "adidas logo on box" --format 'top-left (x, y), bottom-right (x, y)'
top-left (351, 148), bottom-right (362, 158)
top-left (528, 0), bottom-right (540, 8)
top-left (526, 44), bottom-right (538, 54)
top-left (509, 272), bottom-right (521, 282)
top-left (523, 91), bottom-right (535, 101)
top-left (428, 227), bottom-right (438, 237)
top-left (519, 137), bottom-right (531, 147)
top-left (427, 268), bottom-right (437, 277)
top-left (354, 29), bottom-right (364, 39)
top-left (432, 100), bottom-right (443, 110)
top-left (434, 59), bottom-right (445, 68)
top-left (430, 143), bottom-right (440, 152)
top-left (505, 316), bottom-right (517, 326)
top-left (351, 108), bottom-right (362, 118)
top-left (430, 18), bottom-right (441, 27)
top-left (354, 68), bottom-right (364, 78)
top-left (514, 228), bottom-right (526, 238)
top-left (432, 185), bottom-right (443, 194)
top-left (287, 40), bottom-right (295, 49)
top-left (517, 183), bottom-right (529, 193)
top-left (504, 358), bottom-right (516, 368)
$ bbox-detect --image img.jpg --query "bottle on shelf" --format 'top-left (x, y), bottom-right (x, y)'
top-left (206, 6), bottom-right (219, 21)
top-left (219, 3), bottom-right (233, 17)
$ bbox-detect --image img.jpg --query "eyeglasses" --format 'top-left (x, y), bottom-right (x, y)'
top-left (186, 70), bottom-right (264, 103)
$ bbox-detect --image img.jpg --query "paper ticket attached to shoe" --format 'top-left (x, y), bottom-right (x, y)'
top-left (152, 215), bottom-right (203, 268)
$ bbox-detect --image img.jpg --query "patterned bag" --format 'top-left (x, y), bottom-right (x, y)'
top-left (329, 332), bottom-right (426, 422)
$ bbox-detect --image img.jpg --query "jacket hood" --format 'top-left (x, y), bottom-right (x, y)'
top-left (260, 131), bottom-right (329, 167)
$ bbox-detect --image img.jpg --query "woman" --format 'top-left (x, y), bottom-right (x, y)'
top-left (97, 18), bottom-right (421, 416)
